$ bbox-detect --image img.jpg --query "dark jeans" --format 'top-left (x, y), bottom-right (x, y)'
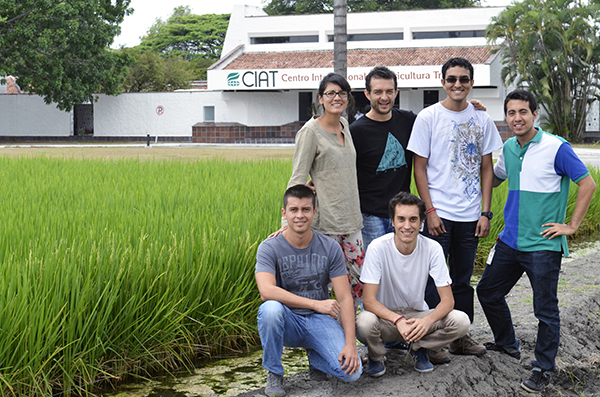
top-left (423, 218), bottom-right (479, 323)
top-left (477, 239), bottom-right (561, 372)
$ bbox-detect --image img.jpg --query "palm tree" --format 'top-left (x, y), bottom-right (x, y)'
top-left (333, 0), bottom-right (347, 78)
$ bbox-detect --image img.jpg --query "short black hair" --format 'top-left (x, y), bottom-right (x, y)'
top-left (283, 184), bottom-right (316, 210)
top-left (365, 66), bottom-right (397, 92)
top-left (504, 89), bottom-right (537, 115)
top-left (389, 192), bottom-right (426, 222)
top-left (442, 57), bottom-right (474, 80)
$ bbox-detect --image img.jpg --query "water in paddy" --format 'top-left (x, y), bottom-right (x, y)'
top-left (101, 240), bottom-right (600, 397)
top-left (100, 348), bottom-right (307, 397)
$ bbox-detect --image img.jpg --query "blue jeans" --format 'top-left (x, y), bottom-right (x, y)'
top-left (423, 218), bottom-right (479, 323)
top-left (257, 300), bottom-right (362, 381)
top-left (477, 239), bottom-right (561, 371)
top-left (361, 214), bottom-right (394, 251)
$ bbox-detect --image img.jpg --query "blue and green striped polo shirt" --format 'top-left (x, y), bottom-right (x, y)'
top-left (494, 128), bottom-right (590, 256)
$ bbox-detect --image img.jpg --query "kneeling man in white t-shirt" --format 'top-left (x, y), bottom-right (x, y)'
top-left (356, 192), bottom-right (470, 376)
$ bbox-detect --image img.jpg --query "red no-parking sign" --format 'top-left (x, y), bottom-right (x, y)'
top-left (156, 105), bottom-right (165, 115)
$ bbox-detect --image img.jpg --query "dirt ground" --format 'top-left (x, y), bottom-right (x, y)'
top-left (0, 145), bottom-right (295, 161)
top-left (236, 248), bottom-right (600, 397)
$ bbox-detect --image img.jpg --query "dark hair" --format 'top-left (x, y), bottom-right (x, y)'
top-left (318, 73), bottom-right (352, 96)
top-left (442, 57), bottom-right (474, 80)
top-left (504, 89), bottom-right (537, 115)
top-left (283, 184), bottom-right (316, 209)
top-left (317, 72), bottom-right (355, 115)
top-left (388, 192), bottom-right (426, 222)
top-left (365, 66), bottom-right (397, 92)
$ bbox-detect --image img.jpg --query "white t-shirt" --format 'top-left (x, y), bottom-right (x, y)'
top-left (407, 102), bottom-right (503, 221)
top-left (360, 233), bottom-right (451, 311)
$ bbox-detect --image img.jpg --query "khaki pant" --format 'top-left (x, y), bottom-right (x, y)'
top-left (355, 308), bottom-right (470, 362)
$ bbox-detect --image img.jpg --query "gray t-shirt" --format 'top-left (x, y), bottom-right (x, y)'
top-left (255, 230), bottom-right (348, 315)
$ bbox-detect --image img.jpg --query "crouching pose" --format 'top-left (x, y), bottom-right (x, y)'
top-left (356, 192), bottom-right (470, 375)
top-left (255, 185), bottom-right (362, 397)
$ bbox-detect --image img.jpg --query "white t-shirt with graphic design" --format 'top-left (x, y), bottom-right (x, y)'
top-left (360, 233), bottom-right (451, 311)
top-left (407, 102), bottom-right (503, 222)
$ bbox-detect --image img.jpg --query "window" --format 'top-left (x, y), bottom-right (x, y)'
top-left (412, 30), bottom-right (485, 40)
top-left (327, 33), bottom-right (403, 42)
top-left (423, 90), bottom-right (439, 108)
top-left (204, 106), bottom-right (215, 122)
top-left (251, 35), bottom-right (319, 44)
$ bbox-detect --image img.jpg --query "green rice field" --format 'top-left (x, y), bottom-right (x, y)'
top-left (0, 152), bottom-right (597, 396)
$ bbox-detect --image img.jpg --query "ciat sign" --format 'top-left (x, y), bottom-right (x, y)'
top-left (207, 65), bottom-right (490, 91)
top-left (228, 71), bottom-right (279, 88)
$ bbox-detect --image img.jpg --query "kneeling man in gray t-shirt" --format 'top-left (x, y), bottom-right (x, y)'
top-left (255, 184), bottom-right (362, 397)
top-left (356, 192), bottom-right (470, 376)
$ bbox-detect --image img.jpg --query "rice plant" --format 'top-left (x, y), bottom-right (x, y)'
top-left (0, 156), bottom-right (291, 396)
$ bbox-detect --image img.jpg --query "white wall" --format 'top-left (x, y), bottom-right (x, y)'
top-left (94, 91), bottom-right (220, 137)
top-left (0, 94), bottom-right (71, 136)
top-left (223, 5), bottom-right (504, 55)
top-left (93, 90), bottom-right (300, 137)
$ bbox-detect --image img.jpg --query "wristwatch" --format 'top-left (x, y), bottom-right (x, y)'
top-left (481, 211), bottom-right (493, 220)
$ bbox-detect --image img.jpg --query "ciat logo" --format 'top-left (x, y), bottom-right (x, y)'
top-left (227, 73), bottom-right (240, 87)
top-left (226, 71), bottom-right (279, 88)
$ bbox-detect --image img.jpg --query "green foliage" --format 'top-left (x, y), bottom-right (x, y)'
top-left (120, 48), bottom-right (192, 92)
top-left (139, 8), bottom-right (230, 62)
top-left (135, 7), bottom-right (230, 82)
top-left (0, 156), bottom-right (291, 396)
top-left (486, 0), bottom-right (600, 142)
top-left (263, 0), bottom-right (479, 14)
top-left (0, 0), bottom-right (133, 111)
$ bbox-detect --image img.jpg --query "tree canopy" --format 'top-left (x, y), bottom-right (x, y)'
top-left (263, 0), bottom-right (479, 14)
top-left (120, 48), bottom-right (192, 92)
top-left (134, 6), bottom-right (229, 81)
top-left (0, 0), bottom-right (132, 111)
top-left (487, 0), bottom-right (600, 141)
top-left (138, 6), bottom-right (229, 65)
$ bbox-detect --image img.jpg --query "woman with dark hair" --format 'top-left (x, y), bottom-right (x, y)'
top-left (280, 73), bottom-right (365, 310)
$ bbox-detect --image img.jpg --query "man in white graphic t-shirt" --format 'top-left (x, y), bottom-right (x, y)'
top-left (407, 57), bottom-right (503, 357)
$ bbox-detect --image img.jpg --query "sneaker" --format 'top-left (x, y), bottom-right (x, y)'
top-left (411, 348), bottom-right (434, 373)
top-left (308, 365), bottom-right (328, 381)
top-left (265, 371), bottom-right (285, 397)
top-left (521, 368), bottom-right (552, 393)
top-left (483, 342), bottom-right (521, 359)
top-left (428, 349), bottom-right (451, 365)
top-left (449, 335), bottom-right (487, 356)
top-left (366, 357), bottom-right (386, 377)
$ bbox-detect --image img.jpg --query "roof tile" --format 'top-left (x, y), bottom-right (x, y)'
top-left (224, 46), bottom-right (494, 70)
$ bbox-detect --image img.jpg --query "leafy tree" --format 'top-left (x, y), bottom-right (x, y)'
top-left (263, 0), bottom-right (479, 14)
top-left (138, 7), bottom-right (229, 79)
top-left (487, 0), bottom-right (600, 141)
top-left (120, 48), bottom-right (192, 92)
top-left (0, 0), bottom-right (132, 110)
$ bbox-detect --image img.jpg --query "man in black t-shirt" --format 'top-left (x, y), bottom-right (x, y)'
top-left (350, 66), bottom-right (416, 250)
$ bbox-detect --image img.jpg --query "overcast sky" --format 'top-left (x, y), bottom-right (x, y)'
top-left (112, 0), bottom-right (512, 49)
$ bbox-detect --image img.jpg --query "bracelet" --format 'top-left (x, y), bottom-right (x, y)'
top-left (393, 315), bottom-right (405, 325)
top-left (426, 207), bottom-right (436, 214)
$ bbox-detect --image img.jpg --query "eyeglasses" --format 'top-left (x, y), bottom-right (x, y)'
top-left (444, 76), bottom-right (472, 84)
top-left (323, 90), bottom-right (349, 98)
